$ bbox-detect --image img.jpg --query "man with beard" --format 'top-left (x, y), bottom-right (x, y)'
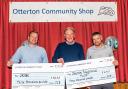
top-left (86, 32), bottom-right (118, 89)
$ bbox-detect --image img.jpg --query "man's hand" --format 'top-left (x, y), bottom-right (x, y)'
top-left (57, 58), bottom-right (64, 65)
top-left (113, 59), bottom-right (118, 66)
top-left (86, 87), bottom-right (91, 89)
top-left (7, 60), bottom-right (13, 67)
top-left (83, 87), bottom-right (91, 89)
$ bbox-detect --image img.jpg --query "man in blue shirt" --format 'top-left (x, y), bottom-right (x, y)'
top-left (52, 27), bottom-right (85, 64)
top-left (7, 31), bottom-right (48, 67)
top-left (52, 27), bottom-right (85, 89)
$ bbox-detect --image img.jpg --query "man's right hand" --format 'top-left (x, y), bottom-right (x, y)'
top-left (57, 58), bottom-right (64, 65)
top-left (86, 87), bottom-right (91, 89)
top-left (7, 60), bottom-right (13, 67)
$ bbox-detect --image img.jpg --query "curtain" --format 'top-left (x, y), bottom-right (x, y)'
top-left (0, 0), bottom-right (128, 88)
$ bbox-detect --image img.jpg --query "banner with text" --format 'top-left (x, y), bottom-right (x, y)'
top-left (9, 2), bottom-right (117, 22)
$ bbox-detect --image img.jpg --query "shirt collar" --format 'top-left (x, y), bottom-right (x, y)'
top-left (66, 41), bottom-right (75, 45)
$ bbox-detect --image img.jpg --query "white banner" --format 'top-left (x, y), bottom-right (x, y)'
top-left (9, 2), bottom-right (117, 22)
top-left (12, 63), bottom-right (64, 89)
top-left (64, 57), bottom-right (116, 89)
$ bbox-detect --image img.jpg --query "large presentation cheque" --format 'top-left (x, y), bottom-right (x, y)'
top-left (12, 63), bottom-right (64, 89)
top-left (12, 57), bottom-right (116, 89)
top-left (64, 57), bottom-right (116, 89)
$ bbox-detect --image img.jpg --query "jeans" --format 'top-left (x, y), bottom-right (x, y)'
top-left (91, 83), bottom-right (113, 89)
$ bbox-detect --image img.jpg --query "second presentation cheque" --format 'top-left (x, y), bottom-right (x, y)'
top-left (64, 56), bottom-right (116, 89)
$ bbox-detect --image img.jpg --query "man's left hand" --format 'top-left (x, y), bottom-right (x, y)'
top-left (113, 59), bottom-right (118, 66)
